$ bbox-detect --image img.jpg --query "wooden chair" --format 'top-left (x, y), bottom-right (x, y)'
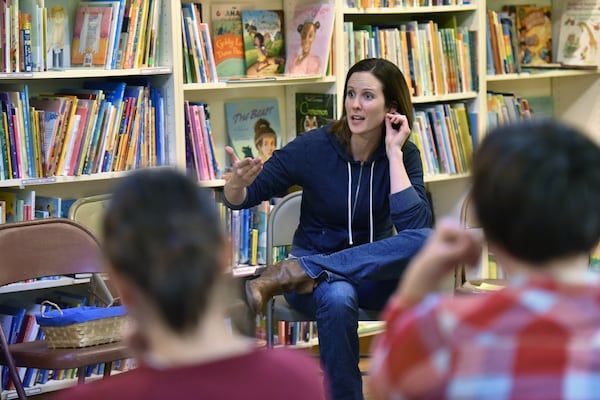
top-left (0, 219), bottom-right (131, 399)
top-left (265, 191), bottom-right (379, 348)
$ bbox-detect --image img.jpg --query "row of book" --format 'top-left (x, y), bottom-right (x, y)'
top-left (346, 0), bottom-right (473, 7)
top-left (180, 2), bottom-right (217, 84)
top-left (0, 188), bottom-right (75, 223)
top-left (1, 0), bottom-right (162, 73)
top-left (410, 102), bottom-right (474, 177)
top-left (486, 9), bottom-right (522, 75)
top-left (343, 19), bottom-right (478, 98)
top-left (184, 101), bottom-right (220, 181)
top-left (487, 3), bottom-right (600, 73)
top-left (486, 92), bottom-right (538, 129)
top-left (183, 3), bottom-right (336, 83)
top-left (225, 202), bottom-right (270, 268)
top-left (0, 80), bottom-right (166, 181)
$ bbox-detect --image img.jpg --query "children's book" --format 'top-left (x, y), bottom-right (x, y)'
top-left (34, 195), bottom-right (62, 218)
top-left (514, 5), bottom-right (553, 66)
top-left (557, 1), bottom-right (600, 67)
top-left (211, 4), bottom-right (250, 78)
top-left (240, 10), bottom-right (285, 77)
top-left (0, 191), bottom-right (17, 222)
top-left (224, 98), bottom-right (280, 162)
top-left (45, 0), bottom-right (76, 69)
top-left (71, 5), bottom-right (114, 67)
top-left (295, 92), bottom-right (337, 136)
top-left (285, 3), bottom-right (335, 76)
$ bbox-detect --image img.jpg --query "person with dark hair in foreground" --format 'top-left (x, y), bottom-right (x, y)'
top-left (53, 168), bottom-right (326, 400)
top-left (368, 118), bottom-right (600, 399)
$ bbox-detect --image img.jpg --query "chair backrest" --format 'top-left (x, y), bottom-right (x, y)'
top-left (0, 219), bottom-right (104, 287)
top-left (266, 191), bottom-right (302, 265)
top-left (455, 193), bottom-right (479, 290)
top-left (68, 194), bottom-right (111, 238)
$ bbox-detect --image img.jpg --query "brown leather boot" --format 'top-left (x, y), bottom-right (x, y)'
top-left (245, 258), bottom-right (314, 313)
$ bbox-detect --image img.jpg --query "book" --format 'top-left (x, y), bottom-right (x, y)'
top-left (285, 2), bottom-right (335, 76)
top-left (224, 98), bottom-right (280, 162)
top-left (71, 0), bottom-right (120, 68)
top-left (557, 1), bottom-right (600, 67)
top-left (211, 4), bottom-right (249, 78)
top-left (514, 5), bottom-right (553, 66)
top-left (71, 5), bottom-right (114, 67)
top-left (0, 191), bottom-right (17, 222)
top-left (240, 10), bottom-right (285, 77)
top-left (35, 195), bottom-right (62, 218)
top-left (295, 92), bottom-right (337, 136)
top-left (46, 1), bottom-right (74, 69)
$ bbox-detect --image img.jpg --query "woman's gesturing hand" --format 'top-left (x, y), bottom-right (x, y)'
top-left (225, 146), bottom-right (263, 189)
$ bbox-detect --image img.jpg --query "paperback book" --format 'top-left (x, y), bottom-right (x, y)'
top-left (46, 0), bottom-right (76, 69)
top-left (211, 4), bottom-right (249, 78)
top-left (240, 10), bottom-right (285, 77)
top-left (557, 1), bottom-right (600, 67)
top-left (224, 98), bottom-right (280, 163)
top-left (295, 92), bottom-right (336, 136)
top-left (285, 2), bottom-right (335, 76)
top-left (514, 5), bottom-right (553, 66)
top-left (71, 4), bottom-right (114, 67)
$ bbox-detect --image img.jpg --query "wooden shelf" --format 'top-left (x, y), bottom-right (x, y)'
top-left (0, 277), bottom-right (90, 294)
top-left (344, 5), bottom-right (478, 14)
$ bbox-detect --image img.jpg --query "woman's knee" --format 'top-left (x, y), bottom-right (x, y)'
top-left (314, 280), bottom-right (359, 314)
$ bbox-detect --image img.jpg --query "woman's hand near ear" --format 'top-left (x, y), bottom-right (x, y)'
top-left (385, 112), bottom-right (412, 194)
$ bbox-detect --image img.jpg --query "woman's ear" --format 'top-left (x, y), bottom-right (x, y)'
top-left (388, 101), bottom-right (398, 114)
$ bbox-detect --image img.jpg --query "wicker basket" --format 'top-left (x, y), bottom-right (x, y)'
top-left (37, 301), bottom-right (127, 349)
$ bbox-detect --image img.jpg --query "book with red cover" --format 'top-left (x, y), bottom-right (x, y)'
top-left (71, 4), bottom-right (114, 67)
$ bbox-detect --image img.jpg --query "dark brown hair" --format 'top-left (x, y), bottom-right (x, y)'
top-left (330, 58), bottom-right (414, 151)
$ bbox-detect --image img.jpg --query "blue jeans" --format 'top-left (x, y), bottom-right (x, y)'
top-left (286, 228), bottom-right (432, 400)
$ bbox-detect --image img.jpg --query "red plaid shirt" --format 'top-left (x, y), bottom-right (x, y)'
top-left (369, 274), bottom-right (600, 399)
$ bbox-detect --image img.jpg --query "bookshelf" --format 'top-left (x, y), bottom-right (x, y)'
top-left (0, 0), bottom-right (598, 393)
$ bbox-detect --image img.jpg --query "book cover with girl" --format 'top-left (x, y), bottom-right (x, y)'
top-left (285, 3), bottom-right (335, 76)
top-left (224, 98), bottom-right (280, 162)
top-left (240, 10), bottom-right (285, 77)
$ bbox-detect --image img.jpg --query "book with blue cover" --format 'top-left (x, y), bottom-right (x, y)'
top-left (224, 98), bottom-right (281, 163)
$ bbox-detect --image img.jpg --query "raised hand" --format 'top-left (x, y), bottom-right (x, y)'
top-left (394, 218), bottom-right (483, 305)
top-left (384, 112), bottom-right (411, 155)
top-left (225, 146), bottom-right (263, 189)
top-left (223, 146), bottom-right (263, 206)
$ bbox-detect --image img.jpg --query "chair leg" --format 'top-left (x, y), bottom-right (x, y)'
top-left (0, 328), bottom-right (27, 399)
top-left (266, 298), bottom-right (275, 349)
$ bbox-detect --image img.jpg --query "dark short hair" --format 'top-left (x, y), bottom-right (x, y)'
top-left (471, 118), bottom-right (600, 263)
top-left (103, 168), bottom-right (225, 333)
top-left (331, 58), bottom-right (413, 150)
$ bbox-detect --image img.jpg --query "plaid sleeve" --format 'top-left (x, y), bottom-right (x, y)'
top-left (368, 294), bottom-right (449, 399)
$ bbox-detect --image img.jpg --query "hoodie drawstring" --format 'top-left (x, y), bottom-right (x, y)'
top-left (369, 161), bottom-right (375, 243)
top-left (347, 161), bottom-right (375, 245)
top-left (347, 162), bottom-right (353, 245)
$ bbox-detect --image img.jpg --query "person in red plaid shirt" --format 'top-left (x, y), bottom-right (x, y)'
top-left (368, 118), bottom-right (600, 400)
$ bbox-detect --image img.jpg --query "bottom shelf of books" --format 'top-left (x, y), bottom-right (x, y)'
top-left (1, 365), bottom-right (131, 400)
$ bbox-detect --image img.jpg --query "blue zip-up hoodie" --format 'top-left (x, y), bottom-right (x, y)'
top-left (224, 124), bottom-right (432, 257)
